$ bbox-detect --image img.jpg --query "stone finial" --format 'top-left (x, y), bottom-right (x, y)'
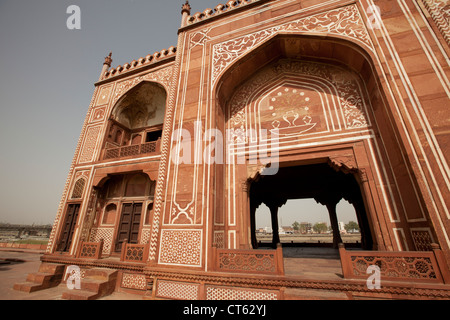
top-left (99, 52), bottom-right (112, 81)
top-left (104, 52), bottom-right (113, 67)
top-left (181, 1), bottom-right (191, 15)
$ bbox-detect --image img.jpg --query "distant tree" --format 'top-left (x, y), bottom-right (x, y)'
top-left (345, 221), bottom-right (360, 232)
top-left (313, 222), bottom-right (327, 234)
top-left (292, 221), bottom-right (300, 232)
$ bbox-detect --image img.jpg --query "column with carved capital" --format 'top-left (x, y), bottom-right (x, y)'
top-left (315, 193), bottom-right (343, 249)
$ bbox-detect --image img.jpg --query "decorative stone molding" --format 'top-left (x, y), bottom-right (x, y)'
top-left (213, 231), bottom-right (225, 248)
top-left (156, 280), bottom-right (200, 300)
top-left (121, 273), bottom-right (147, 291)
top-left (148, 29), bottom-right (186, 262)
top-left (111, 65), bottom-right (174, 106)
top-left (189, 28), bottom-right (212, 49)
top-left (206, 285), bottom-right (279, 300)
top-left (158, 229), bottom-right (202, 266)
top-left (171, 203), bottom-right (195, 225)
top-left (78, 125), bottom-right (102, 164)
top-left (411, 228), bottom-right (434, 251)
top-left (144, 268), bottom-right (450, 299)
top-left (212, 4), bottom-right (373, 85)
top-left (228, 59), bottom-right (369, 144)
top-left (89, 106), bottom-right (107, 123)
top-left (140, 228), bottom-right (151, 245)
top-left (79, 188), bottom-right (97, 242)
top-left (89, 227), bottom-right (114, 254)
top-left (421, 0), bottom-right (450, 45)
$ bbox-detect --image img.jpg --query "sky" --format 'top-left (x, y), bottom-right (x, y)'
top-left (0, 0), bottom-right (358, 227)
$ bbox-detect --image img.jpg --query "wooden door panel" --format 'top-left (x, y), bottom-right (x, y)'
top-left (130, 203), bottom-right (142, 244)
top-left (115, 203), bottom-right (142, 251)
top-left (58, 204), bottom-right (80, 252)
top-left (115, 203), bottom-right (132, 251)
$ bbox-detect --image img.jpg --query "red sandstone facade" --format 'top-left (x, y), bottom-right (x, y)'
top-left (15, 0), bottom-right (450, 300)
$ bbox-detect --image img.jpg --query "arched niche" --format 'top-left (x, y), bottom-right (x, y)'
top-left (215, 34), bottom-right (382, 108)
top-left (97, 172), bottom-right (155, 200)
top-left (102, 81), bottom-right (167, 158)
top-left (102, 203), bottom-right (117, 225)
top-left (112, 81), bottom-right (167, 130)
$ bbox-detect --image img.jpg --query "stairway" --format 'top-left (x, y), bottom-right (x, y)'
top-left (13, 263), bottom-right (65, 293)
top-left (61, 268), bottom-right (118, 300)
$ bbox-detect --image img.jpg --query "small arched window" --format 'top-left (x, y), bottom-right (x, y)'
top-left (145, 202), bottom-right (154, 225)
top-left (102, 203), bottom-right (117, 225)
top-left (71, 178), bottom-right (86, 199)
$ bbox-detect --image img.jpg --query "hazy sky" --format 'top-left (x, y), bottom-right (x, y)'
top-left (0, 0), bottom-right (358, 226)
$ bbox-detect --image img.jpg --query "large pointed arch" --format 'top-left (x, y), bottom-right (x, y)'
top-left (210, 33), bottom-right (435, 255)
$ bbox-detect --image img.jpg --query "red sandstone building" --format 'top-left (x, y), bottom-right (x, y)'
top-left (14, 0), bottom-right (450, 300)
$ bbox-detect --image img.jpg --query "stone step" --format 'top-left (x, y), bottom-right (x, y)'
top-left (39, 263), bottom-right (65, 275)
top-left (79, 278), bottom-right (110, 293)
top-left (13, 263), bottom-right (65, 293)
top-left (61, 268), bottom-right (118, 300)
top-left (83, 268), bottom-right (117, 281)
top-left (61, 289), bottom-right (100, 301)
top-left (13, 282), bottom-right (46, 293)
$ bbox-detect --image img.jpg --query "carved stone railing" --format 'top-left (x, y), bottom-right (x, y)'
top-left (103, 140), bottom-right (160, 160)
top-left (120, 241), bottom-right (149, 263)
top-left (212, 244), bottom-right (284, 275)
top-left (339, 243), bottom-right (450, 284)
top-left (77, 240), bottom-right (103, 260)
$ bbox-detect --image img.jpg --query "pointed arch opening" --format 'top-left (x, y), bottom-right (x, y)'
top-left (211, 33), bottom-right (430, 256)
top-left (103, 81), bottom-right (167, 160)
top-left (250, 162), bottom-right (371, 250)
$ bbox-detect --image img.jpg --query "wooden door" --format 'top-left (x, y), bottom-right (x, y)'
top-left (58, 203), bottom-right (80, 252)
top-left (130, 203), bottom-right (142, 244)
top-left (115, 203), bottom-right (142, 252)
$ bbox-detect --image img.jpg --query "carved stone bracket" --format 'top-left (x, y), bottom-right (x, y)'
top-left (327, 155), bottom-right (358, 174)
top-left (359, 168), bottom-right (369, 183)
top-left (246, 164), bottom-right (267, 182)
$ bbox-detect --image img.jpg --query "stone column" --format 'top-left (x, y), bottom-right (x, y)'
top-left (250, 202), bottom-right (258, 249)
top-left (316, 193), bottom-right (343, 249)
top-left (347, 195), bottom-right (373, 250)
top-left (325, 201), bottom-right (343, 249)
top-left (267, 203), bottom-right (281, 248)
